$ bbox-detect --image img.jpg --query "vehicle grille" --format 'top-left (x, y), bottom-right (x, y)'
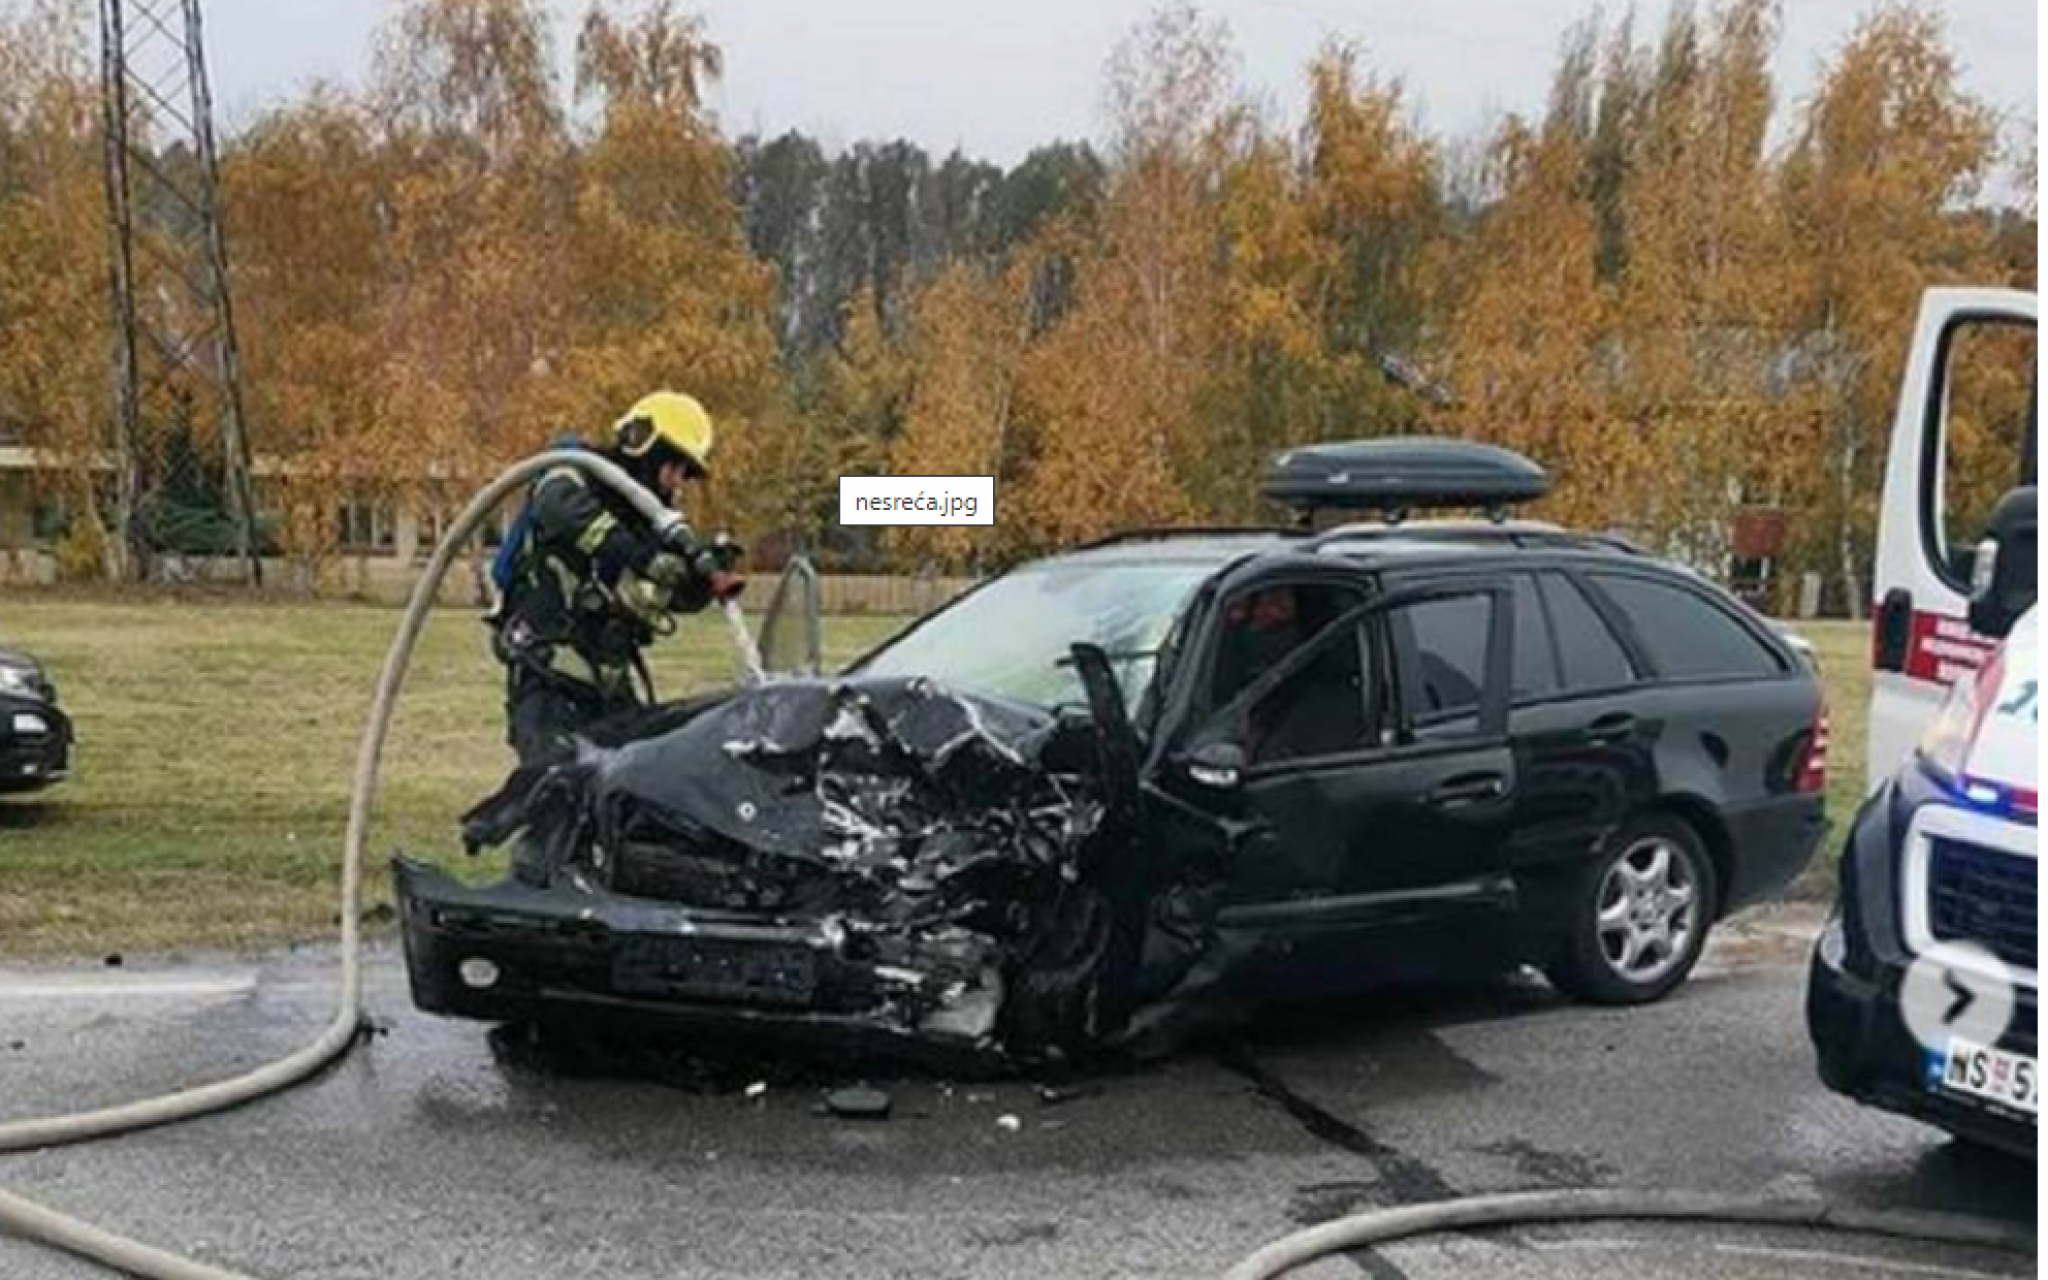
top-left (1927, 838), bottom-right (2037, 974)
top-left (610, 839), bottom-right (796, 912)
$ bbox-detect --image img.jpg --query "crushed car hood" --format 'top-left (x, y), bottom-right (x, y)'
top-left (455, 676), bottom-right (1120, 1058)
top-left (470, 676), bottom-right (1106, 894)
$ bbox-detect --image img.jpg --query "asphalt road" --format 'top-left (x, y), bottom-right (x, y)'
top-left (0, 916), bottom-right (2034, 1279)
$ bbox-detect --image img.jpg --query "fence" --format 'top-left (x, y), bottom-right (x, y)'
top-left (0, 547), bottom-right (976, 616)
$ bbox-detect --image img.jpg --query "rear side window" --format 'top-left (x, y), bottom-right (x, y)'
top-left (1590, 573), bottom-right (1784, 681)
top-left (1539, 574), bottom-right (1635, 691)
top-left (1932, 319), bottom-right (2036, 586)
top-left (1392, 594), bottom-right (1492, 722)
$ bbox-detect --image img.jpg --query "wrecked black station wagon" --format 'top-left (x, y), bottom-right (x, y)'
top-left (397, 440), bottom-right (1828, 1063)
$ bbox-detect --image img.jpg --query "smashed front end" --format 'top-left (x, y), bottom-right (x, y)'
top-left (395, 677), bottom-right (1120, 1064)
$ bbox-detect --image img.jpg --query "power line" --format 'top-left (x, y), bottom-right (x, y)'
top-left (98, 0), bottom-right (262, 584)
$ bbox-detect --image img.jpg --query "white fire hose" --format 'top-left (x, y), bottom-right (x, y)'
top-left (722, 597), bottom-right (766, 686)
top-left (0, 453), bottom-right (2033, 1279)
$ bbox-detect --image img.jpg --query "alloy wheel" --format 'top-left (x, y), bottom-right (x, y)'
top-left (1595, 836), bottom-right (1699, 985)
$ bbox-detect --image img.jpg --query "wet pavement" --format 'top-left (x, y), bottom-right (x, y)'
top-left (0, 914), bottom-right (2034, 1279)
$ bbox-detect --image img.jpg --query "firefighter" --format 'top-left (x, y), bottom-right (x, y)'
top-left (492, 391), bottom-right (744, 764)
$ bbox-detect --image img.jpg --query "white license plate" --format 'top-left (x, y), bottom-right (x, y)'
top-left (1927, 1037), bottom-right (2039, 1116)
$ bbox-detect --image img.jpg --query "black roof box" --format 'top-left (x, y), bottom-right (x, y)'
top-left (1262, 436), bottom-right (1550, 522)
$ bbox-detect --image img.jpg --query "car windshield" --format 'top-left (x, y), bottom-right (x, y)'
top-left (855, 559), bottom-right (1221, 710)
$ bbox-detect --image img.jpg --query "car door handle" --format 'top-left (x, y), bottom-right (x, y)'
top-left (1428, 772), bottom-right (1508, 808)
top-left (1583, 712), bottom-right (1636, 745)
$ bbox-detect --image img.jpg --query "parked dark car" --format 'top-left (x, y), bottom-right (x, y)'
top-left (398, 441), bottom-right (1829, 1063)
top-left (0, 646), bottom-right (72, 794)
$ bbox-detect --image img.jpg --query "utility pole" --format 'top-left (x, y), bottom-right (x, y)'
top-left (97, 0), bottom-right (261, 584)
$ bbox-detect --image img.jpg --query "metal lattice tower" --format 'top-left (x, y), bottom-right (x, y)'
top-left (98, 0), bottom-right (260, 583)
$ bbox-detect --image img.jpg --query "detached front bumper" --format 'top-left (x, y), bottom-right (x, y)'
top-left (393, 857), bottom-right (1007, 1065)
top-left (1805, 774), bottom-right (2038, 1158)
top-left (0, 701), bottom-right (71, 793)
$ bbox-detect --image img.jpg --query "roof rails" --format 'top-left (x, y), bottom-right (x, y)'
top-left (1308, 521), bottom-right (1645, 557)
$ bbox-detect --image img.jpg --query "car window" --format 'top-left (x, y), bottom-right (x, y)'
top-left (1390, 593), bottom-right (1494, 726)
top-left (1934, 319), bottom-right (2036, 586)
top-left (1236, 621), bottom-right (1372, 764)
top-left (1511, 575), bottom-right (1558, 700)
top-left (1209, 582), bottom-right (1363, 712)
top-left (1588, 573), bottom-right (1784, 681)
top-left (856, 559), bottom-right (1219, 710)
top-left (1539, 573), bottom-right (1635, 691)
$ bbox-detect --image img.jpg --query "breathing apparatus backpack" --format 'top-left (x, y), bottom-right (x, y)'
top-left (490, 435), bottom-right (587, 603)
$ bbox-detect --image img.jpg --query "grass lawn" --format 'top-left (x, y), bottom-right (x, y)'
top-left (1, 595), bottom-right (905, 956)
top-left (1798, 618), bottom-right (1873, 858)
top-left (0, 598), bottom-right (1871, 956)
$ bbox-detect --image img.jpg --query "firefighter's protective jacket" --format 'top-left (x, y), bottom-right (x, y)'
top-left (494, 464), bottom-right (712, 695)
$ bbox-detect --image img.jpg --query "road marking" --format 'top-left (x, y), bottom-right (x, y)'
top-left (0, 976), bottom-right (256, 1000)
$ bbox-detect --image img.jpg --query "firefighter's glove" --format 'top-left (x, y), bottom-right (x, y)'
top-left (684, 534), bottom-right (741, 584)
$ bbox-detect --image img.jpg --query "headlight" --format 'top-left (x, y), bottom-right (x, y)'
top-left (11, 712), bottom-right (49, 736)
top-left (0, 666), bottom-right (34, 697)
top-left (1915, 673), bottom-right (1980, 789)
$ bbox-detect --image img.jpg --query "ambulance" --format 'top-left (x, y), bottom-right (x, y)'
top-left (1807, 288), bottom-right (2037, 1155)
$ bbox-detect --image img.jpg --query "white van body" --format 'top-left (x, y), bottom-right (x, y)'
top-left (1868, 287), bottom-right (2038, 787)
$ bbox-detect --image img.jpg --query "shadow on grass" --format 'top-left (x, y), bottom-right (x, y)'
top-left (0, 797), bottom-right (66, 830)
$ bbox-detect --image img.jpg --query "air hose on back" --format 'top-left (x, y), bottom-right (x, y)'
top-left (0, 456), bottom-right (2032, 1279)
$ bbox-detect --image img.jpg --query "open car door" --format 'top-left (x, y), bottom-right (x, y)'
top-left (1870, 289), bottom-right (2037, 782)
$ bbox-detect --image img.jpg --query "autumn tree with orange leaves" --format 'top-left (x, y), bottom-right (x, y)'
top-left (0, 0), bottom-right (112, 575)
top-left (1776, 3), bottom-right (2005, 611)
top-left (0, 0), bottom-right (2032, 602)
top-left (884, 262), bottom-right (1032, 570)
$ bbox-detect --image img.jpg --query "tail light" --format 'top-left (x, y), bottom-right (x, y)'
top-left (1796, 703), bottom-right (1830, 795)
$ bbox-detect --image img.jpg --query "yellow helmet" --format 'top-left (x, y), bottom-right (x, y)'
top-left (613, 390), bottom-right (715, 475)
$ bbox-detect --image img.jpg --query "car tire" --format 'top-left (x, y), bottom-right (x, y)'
top-left (1547, 812), bottom-right (1717, 1006)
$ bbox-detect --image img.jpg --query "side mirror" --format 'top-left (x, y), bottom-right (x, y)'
top-left (1183, 739), bottom-right (1247, 790)
top-left (1967, 487), bottom-right (2037, 640)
